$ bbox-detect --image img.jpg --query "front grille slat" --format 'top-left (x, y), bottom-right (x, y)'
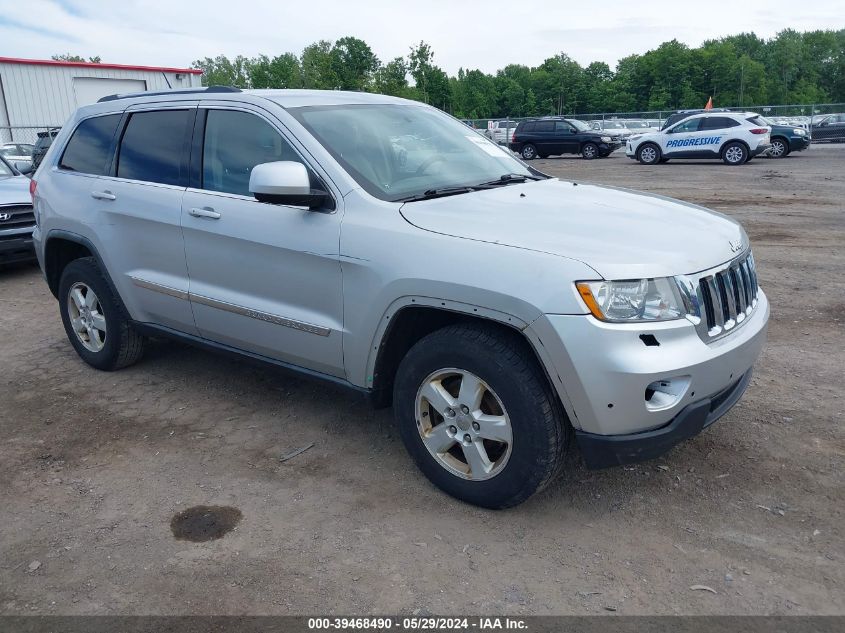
top-left (0, 205), bottom-right (35, 231)
top-left (695, 251), bottom-right (759, 341)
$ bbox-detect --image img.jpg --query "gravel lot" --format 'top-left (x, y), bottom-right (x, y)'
top-left (1, 145), bottom-right (843, 616)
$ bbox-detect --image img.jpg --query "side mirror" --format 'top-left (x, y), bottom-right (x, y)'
top-left (570, 128), bottom-right (578, 134)
top-left (14, 161), bottom-right (33, 175)
top-left (249, 161), bottom-right (333, 210)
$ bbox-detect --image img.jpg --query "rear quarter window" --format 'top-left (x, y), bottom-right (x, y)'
top-left (59, 115), bottom-right (121, 175)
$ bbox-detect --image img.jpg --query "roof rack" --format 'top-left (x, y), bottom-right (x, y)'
top-left (98, 85), bottom-right (241, 103)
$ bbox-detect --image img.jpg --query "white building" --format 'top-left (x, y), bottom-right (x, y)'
top-left (0, 57), bottom-right (203, 143)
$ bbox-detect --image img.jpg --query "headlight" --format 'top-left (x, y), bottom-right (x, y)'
top-left (793, 128), bottom-right (806, 135)
top-left (576, 278), bottom-right (685, 322)
top-left (601, 136), bottom-right (612, 143)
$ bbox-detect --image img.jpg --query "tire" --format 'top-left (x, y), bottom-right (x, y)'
top-left (722, 141), bottom-right (748, 165)
top-left (521, 144), bottom-right (538, 160)
top-left (393, 324), bottom-right (568, 509)
top-left (581, 143), bottom-right (599, 160)
top-left (636, 143), bottom-right (660, 165)
top-left (58, 257), bottom-right (146, 371)
top-left (769, 137), bottom-right (790, 158)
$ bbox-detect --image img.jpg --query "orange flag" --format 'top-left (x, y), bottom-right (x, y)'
top-left (704, 96), bottom-right (713, 110)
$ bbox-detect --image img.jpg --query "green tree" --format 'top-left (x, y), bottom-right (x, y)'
top-left (372, 57), bottom-right (411, 97)
top-left (192, 55), bottom-right (251, 87)
top-left (249, 53), bottom-right (303, 89)
top-left (331, 36), bottom-right (379, 91)
top-left (52, 53), bottom-right (101, 63)
top-left (301, 40), bottom-right (337, 89)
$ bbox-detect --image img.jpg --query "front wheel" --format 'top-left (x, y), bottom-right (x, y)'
top-left (59, 257), bottom-right (146, 371)
top-left (581, 143), bottom-right (599, 160)
top-left (636, 143), bottom-right (660, 165)
top-left (769, 137), bottom-right (789, 158)
top-left (722, 142), bottom-right (748, 165)
top-left (393, 324), bottom-right (567, 509)
top-left (521, 144), bottom-right (537, 160)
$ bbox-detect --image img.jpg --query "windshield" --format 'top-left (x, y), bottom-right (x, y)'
top-left (290, 104), bottom-right (533, 202)
top-left (0, 158), bottom-right (13, 177)
top-left (625, 121), bottom-right (650, 129)
top-left (567, 119), bottom-right (591, 132)
top-left (603, 121), bottom-right (626, 129)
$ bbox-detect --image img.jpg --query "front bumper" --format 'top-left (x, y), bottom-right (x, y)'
top-left (0, 235), bottom-right (35, 263)
top-left (789, 136), bottom-right (811, 152)
top-left (576, 369), bottom-right (752, 468)
top-left (530, 289), bottom-right (769, 439)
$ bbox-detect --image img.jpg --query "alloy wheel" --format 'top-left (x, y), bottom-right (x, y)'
top-left (415, 368), bottom-right (513, 481)
top-left (67, 282), bottom-right (107, 352)
top-left (640, 146), bottom-right (657, 163)
top-left (725, 145), bottom-right (745, 163)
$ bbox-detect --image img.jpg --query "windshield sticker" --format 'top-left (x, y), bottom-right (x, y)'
top-left (466, 135), bottom-right (508, 156)
top-left (666, 136), bottom-right (722, 148)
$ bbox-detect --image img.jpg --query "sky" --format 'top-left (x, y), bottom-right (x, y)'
top-left (1, 0), bottom-right (844, 75)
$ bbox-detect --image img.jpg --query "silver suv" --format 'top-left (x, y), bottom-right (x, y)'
top-left (31, 88), bottom-right (769, 508)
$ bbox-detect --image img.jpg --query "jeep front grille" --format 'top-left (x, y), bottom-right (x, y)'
top-left (694, 252), bottom-right (759, 340)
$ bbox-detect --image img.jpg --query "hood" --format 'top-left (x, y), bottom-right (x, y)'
top-left (400, 178), bottom-right (746, 280)
top-left (0, 175), bottom-right (31, 205)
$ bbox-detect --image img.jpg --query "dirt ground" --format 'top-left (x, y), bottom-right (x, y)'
top-left (1, 144), bottom-right (843, 616)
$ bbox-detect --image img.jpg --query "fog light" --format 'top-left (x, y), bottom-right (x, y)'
top-left (645, 376), bottom-right (691, 411)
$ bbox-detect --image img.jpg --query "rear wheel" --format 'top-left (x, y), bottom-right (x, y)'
top-left (393, 324), bottom-right (568, 509)
top-left (722, 142), bottom-right (748, 165)
top-left (521, 144), bottom-right (537, 160)
top-left (581, 143), bottom-right (599, 160)
top-left (59, 257), bottom-right (146, 371)
top-left (769, 137), bottom-right (789, 158)
top-left (636, 143), bottom-right (660, 165)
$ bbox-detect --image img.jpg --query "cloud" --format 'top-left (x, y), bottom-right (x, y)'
top-left (0, 0), bottom-right (843, 74)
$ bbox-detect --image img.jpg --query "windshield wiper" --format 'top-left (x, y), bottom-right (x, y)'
top-left (394, 185), bottom-right (481, 203)
top-left (473, 173), bottom-right (543, 187)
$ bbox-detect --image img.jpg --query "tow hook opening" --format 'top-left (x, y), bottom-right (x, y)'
top-left (645, 376), bottom-right (691, 411)
top-left (639, 334), bottom-right (660, 347)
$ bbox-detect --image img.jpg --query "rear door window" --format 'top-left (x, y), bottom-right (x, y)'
top-left (535, 121), bottom-right (554, 133)
top-left (117, 110), bottom-right (192, 186)
top-left (701, 117), bottom-right (740, 131)
top-left (59, 115), bottom-right (121, 175)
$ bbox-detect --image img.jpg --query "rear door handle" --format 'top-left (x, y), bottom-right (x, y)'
top-left (91, 190), bottom-right (116, 201)
top-left (189, 207), bottom-right (221, 219)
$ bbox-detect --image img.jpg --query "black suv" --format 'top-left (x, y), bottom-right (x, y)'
top-left (509, 118), bottom-right (620, 160)
top-left (31, 128), bottom-right (60, 171)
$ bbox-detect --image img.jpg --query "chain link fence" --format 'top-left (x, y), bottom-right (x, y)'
top-left (464, 103), bottom-right (845, 143)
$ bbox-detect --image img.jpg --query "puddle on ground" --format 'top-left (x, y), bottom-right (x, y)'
top-left (170, 505), bottom-right (242, 542)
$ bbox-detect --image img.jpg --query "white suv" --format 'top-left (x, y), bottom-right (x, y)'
top-left (627, 112), bottom-right (772, 165)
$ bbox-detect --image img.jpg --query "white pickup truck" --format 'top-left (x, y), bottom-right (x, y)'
top-left (485, 120), bottom-right (519, 145)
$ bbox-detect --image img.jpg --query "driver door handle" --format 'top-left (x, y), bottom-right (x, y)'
top-left (189, 207), bottom-right (221, 219)
top-left (91, 190), bottom-right (116, 201)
